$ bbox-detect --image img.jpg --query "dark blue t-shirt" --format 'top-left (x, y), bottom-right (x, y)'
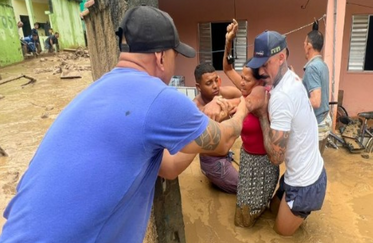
top-left (0, 68), bottom-right (209, 243)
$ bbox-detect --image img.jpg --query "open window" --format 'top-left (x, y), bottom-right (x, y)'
top-left (198, 20), bottom-right (247, 71)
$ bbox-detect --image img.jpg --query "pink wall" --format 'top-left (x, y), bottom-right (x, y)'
top-left (324, 0), bottom-right (346, 129)
top-left (339, 1), bottom-right (373, 116)
top-left (159, 0), bottom-right (327, 87)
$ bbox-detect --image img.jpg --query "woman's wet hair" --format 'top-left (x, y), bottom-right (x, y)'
top-left (243, 58), bottom-right (261, 80)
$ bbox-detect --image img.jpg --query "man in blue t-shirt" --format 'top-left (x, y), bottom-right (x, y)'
top-left (302, 30), bottom-right (330, 155)
top-left (21, 33), bottom-right (39, 56)
top-left (0, 6), bottom-right (248, 243)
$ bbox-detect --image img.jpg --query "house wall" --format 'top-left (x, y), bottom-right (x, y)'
top-left (12, 0), bottom-right (49, 37)
top-left (340, 2), bottom-right (373, 116)
top-left (159, 0), bottom-right (328, 87)
top-left (49, 0), bottom-right (85, 49)
top-left (0, 3), bottom-right (23, 67)
top-left (12, 0), bottom-right (27, 18)
top-left (33, 2), bottom-right (48, 27)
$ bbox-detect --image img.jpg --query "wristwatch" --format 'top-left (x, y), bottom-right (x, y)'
top-left (226, 54), bottom-right (234, 65)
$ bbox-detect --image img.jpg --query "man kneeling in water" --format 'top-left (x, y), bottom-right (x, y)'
top-left (193, 63), bottom-right (242, 193)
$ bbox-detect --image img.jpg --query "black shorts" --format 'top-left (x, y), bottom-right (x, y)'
top-left (276, 167), bottom-right (327, 218)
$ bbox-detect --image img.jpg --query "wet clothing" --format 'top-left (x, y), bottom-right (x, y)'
top-left (241, 113), bottom-right (266, 154)
top-left (269, 70), bottom-right (326, 215)
top-left (303, 55), bottom-right (330, 124)
top-left (21, 36), bottom-right (37, 53)
top-left (276, 167), bottom-right (327, 219)
top-left (235, 114), bottom-right (279, 227)
top-left (0, 68), bottom-right (209, 243)
top-left (235, 148), bottom-right (279, 227)
top-left (199, 154), bottom-right (238, 194)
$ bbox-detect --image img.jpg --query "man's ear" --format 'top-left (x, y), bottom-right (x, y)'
top-left (195, 82), bottom-right (200, 91)
top-left (154, 52), bottom-right (164, 70)
top-left (279, 51), bottom-right (286, 65)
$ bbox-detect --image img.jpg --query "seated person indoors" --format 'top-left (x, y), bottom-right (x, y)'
top-left (193, 63), bottom-right (242, 193)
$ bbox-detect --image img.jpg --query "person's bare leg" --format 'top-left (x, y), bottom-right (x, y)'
top-left (274, 194), bottom-right (304, 236)
top-left (270, 195), bottom-right (281, 216)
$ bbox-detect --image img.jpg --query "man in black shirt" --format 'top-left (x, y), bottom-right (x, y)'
top-left (44, 32), bottom-right (60, 53)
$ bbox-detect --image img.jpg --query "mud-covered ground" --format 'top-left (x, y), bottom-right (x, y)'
top-left (0, 56), bottom-right (372, 242)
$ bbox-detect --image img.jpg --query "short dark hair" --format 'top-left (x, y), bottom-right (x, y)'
top-left (194, 63), bottom-right (215, 83)
top-left (307, 30), bottom-right (324, 52)
top-left (55, 32), bottom-right (59, 35)
top-left (243, 58), bottom-right (261, 80)
top-left (34, 22), bottom-right (39, 26)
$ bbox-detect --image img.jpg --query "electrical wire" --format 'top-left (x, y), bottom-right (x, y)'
top-left (197, 14), bottom-right (327, 54)
top-left (347, 2), bottom-right (373, 9)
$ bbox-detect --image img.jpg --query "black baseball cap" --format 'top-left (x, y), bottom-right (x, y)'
top-left (116, 6), bottom-right (195, 58)
top-left (247, 30), bottom-right (287, 69)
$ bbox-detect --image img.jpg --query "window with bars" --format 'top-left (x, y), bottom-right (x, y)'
top-left (198, 20), bottom-right (247, 71)
top-left (348, 15), bottom-right (373, 71)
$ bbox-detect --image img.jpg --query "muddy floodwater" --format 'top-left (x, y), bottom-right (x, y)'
top-left (1, 56), bottom-right (373, 243)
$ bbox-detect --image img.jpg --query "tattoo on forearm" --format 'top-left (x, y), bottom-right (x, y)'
top-left (259, 116), bottom-right (288, 164)
top-left (269, 130), bottom-right (288, 161)
top-left (195, 120), bottom-right (221, 150)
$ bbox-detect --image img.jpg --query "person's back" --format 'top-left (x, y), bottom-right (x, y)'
top-left (1, 68), bottom-right (201, 242)
top-left (0, 6), bottom-right (248, 242)
top-left (22, 35), bottom-right (37, 53)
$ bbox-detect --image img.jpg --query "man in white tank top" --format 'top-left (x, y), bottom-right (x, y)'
top-left (245, 30), bottom-right (327, 236)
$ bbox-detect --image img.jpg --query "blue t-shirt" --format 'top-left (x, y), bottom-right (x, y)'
top-left (0, 68), bottom-right (209, 243)
top-left (303, 56), bottom-right (330, 124)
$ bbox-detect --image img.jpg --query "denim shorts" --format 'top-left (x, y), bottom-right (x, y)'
top-left (276, 167), bottom-right (327, 218)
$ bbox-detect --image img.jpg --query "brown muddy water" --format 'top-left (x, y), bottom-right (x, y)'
top-left (1, 56), bottom-right (373, 243)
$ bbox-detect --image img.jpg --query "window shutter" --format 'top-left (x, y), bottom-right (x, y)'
top-left (348, 15), bottom-right (369, 71)
top-left (234, 20), bottom-right (247, 71)
top-left (198, 23), bottom-right (212, 64)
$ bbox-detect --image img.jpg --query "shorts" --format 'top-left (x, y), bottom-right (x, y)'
top-left (318, 113), bottom-right (332, 141)
top-left (276, 167), bottom-right (327, 218)
top-left (200, 154), bottom-right (238, 194)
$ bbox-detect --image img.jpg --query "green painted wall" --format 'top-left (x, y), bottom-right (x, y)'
top-left (0, 3), bottom-right (23, 67)
top-left (50, 0), bottom-right (84, 49)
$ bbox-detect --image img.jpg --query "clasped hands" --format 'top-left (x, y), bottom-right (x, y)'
top-left (203, 96), bottom-right (237, 122)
